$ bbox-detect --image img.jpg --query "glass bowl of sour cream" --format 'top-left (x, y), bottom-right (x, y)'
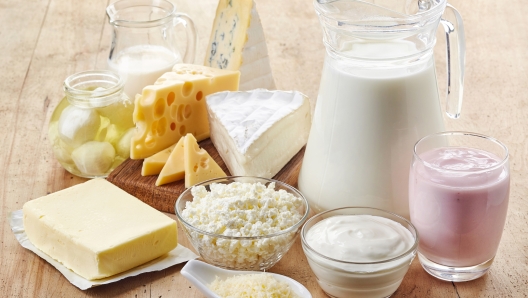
top-left (301, 207), bottom-right (418, 298)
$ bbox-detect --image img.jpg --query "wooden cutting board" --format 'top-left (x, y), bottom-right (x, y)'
top-left (107, 138), bottom-right (306, 213)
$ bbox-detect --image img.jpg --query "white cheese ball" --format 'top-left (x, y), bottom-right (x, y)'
top-left (58, 105), bottom-right (101, 148)
top-left (116, 127), bottom-right (135, 159)
top-left (48, 121), bottom-right (74, 164)
top-left (71, 141), bottom-right (115, 176)
top-left (181, 182), bottom-right (303, 269)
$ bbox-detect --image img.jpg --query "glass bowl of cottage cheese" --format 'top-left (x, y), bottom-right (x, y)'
top-left (301, 207), bottom-right (419, 298)
top-left (175, 176), bottom-right (310, 271)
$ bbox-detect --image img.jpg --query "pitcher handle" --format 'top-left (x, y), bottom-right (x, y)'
top-left (174, 13), bottom-right (197, 64)
top-left (440, 4), bottom-right (466, 119)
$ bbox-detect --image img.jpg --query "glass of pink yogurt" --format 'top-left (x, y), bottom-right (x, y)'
top-left (409, 131), bottom-right (510, 282)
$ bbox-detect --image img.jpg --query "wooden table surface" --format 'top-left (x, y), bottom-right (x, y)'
top-left (2, 0), bottom-right (527, 297)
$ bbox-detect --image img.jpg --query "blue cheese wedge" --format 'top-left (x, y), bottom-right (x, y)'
top-left (22, 179), bottom-right (177, 280)
top-left (206, 90), bottom-right (311, 178)
top-left (204, 0), bottom-right (275, 91)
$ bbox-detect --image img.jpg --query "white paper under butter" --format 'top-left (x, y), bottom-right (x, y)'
top-left (10, 210), bottom-right (198, 290)
top-left (206, 90), bottom-right (311, 178)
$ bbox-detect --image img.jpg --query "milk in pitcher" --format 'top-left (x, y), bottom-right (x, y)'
top-left (108, 45), bottom-right (182, 98)
top-left (106, 0), bottom-right (196, 98)
top-left (299, 41), bottom-right (445, 219)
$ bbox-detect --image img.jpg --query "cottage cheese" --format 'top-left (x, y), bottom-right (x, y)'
top-left (181, 182), bottom-right (303, 269)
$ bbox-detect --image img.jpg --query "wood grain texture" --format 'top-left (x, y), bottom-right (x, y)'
top-left (106, 139), bottom-right (305, 213)
top-left (1, 0), bottom-right (528, 297)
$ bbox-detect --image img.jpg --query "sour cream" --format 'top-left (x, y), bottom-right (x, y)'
top-left (306, 215), bottom-right (414, 262)
top-left (302, 213), bottom-right (417, 298)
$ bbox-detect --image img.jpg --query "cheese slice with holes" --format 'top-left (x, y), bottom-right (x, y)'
top-left (130, 64), bottom-right (240, 159)
top-left (156, 136), bottom-right (185, 186)
top-left (204, 0), bottom-right (275, 91)
top-left (206, 90), bottom-right (311, 178)
top-left (184, 134), bottom-right (226, 188)
top-left (22, 178), bottom-right (177, 280)
top-left (141, 144), bottom-right (176, 176)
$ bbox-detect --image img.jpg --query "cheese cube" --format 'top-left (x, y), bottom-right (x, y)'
top-left (130, 64), bottom-right (240, 159)
top-left (204, 0), bottom-right (275, 91)
top-left (22, 179), bottom-right (177, 280)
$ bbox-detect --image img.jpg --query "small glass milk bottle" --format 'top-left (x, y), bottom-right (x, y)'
top-left (48, 70), bottom-right (135, 178)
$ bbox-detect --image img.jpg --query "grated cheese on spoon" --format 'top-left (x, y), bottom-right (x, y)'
top-left (209, 273), bottom-right (300, 298)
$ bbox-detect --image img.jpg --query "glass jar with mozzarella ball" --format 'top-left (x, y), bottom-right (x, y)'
top-left (301, 207), bottom-right (418, 298)
top-left (48, 70), bottom-right (135, 178)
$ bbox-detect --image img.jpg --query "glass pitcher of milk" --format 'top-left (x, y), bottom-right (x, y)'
top-left (298, 0), bottom-right (465, 219)
top-left (106, 0), bottom-right (197, 98)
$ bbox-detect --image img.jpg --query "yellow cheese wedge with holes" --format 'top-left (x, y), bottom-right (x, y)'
top-left (141, 143), bottom-right (176, 176)
top-left (184, 133), bottom-right (226, 188)
top-left (156, 136), bottom-right (185, 186)
top-left (130, 64), bottom-right (240, 159)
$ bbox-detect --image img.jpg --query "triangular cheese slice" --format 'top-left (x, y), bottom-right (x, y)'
top-left (141, 143), bottom-right (176, 176)
top-left (204, 0), bottom-right (275, 91)
top-left (184, 134), bottom-right (226, 188)
top-left (155, 136), bottom-right (185, 186)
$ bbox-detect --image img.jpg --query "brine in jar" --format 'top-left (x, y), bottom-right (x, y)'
top-left (48, 70), bottom-right (135, 178)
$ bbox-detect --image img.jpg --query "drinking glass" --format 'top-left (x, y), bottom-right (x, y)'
top-left (409, 131), bottom-right (509, 281)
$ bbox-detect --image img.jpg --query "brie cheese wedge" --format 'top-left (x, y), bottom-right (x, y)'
top-left (206, 90), bottom-right (311, 178)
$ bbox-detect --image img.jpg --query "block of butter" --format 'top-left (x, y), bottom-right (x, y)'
top-left (22, 179), bottom-right (178, 280)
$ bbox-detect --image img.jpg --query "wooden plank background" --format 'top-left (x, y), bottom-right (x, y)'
top-left (1, 0), bottom-right (527, 297)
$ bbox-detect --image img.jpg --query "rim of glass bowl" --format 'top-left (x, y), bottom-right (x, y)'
top-left (301, 206), bottom-right (419, 265)
top-left (413, 131), bottom-right (509, 175)
top-left (175, 176), bottom-right (311, 240)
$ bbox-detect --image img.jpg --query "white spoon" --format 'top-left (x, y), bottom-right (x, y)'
top-left (181, 260), bottom-right (312, 298)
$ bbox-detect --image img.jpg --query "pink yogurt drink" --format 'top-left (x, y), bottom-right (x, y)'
top-left (409, 133), bottom-right (509, 281)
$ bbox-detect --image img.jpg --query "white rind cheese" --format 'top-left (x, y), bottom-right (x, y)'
top-left (22, 179), bottom-right (177, 280)
top-left (204, 0), bottom-right (275, 91)
top-left (206, 90), bottom-right (311, 178)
